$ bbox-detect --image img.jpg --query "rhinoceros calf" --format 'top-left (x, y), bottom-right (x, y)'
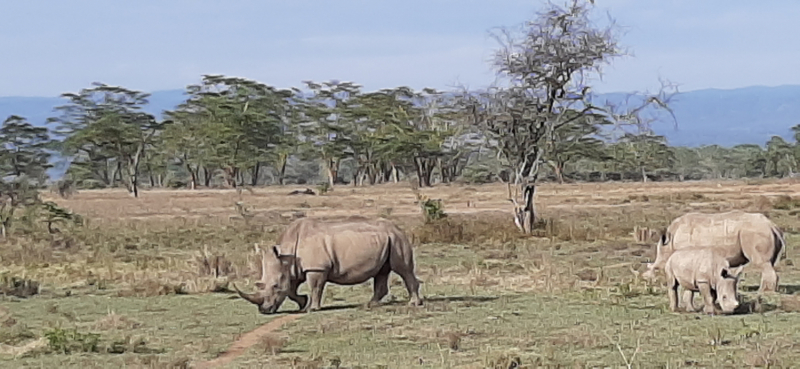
top-left (665, 247), bottom-right (743, 314)
top-left (234, 216), bottom-right (423, 314)
top-left (643, 211), bottom-right (785, 293)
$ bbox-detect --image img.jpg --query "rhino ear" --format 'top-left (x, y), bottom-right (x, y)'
top-left (721, 266), bottom-right (743, 279)
top-left (729, 266), bottom-right (744, 278)
top-left (659, 233), bottom-right (669, 246)
top-left (278, 254), bottom-right (296, 267)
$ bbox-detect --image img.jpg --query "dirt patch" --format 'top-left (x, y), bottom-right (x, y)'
top-left (193, 314), bottom-right (302, 369)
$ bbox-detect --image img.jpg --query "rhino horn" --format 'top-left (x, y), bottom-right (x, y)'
top-left (233, 283), bottom-right (264, 306)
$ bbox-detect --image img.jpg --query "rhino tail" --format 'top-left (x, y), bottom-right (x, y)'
top-left (770, 225), bottom-right (787, 266)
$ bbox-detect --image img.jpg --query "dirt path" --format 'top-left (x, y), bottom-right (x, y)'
top-left (193, 314), bottom-right (302, 369)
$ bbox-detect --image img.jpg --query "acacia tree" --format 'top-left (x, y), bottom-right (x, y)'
top-left (49, 83), bottom-right (161, 197)
top-left (382, 88), bottom-right (463, 188)
top-left (409, 88), bottom-right (473, 185)
top-left (730, 144), bottom-right (767, 178)
top-left (765, 136), bottom-right (796, 177)
top-left (0, 116), bottom-right (53, 184)
top-left (460, 0), bottom-right (677, 233)
top-left (296, 80), bottom-right (362, 189)
top-left (162, 75), bottom-right (289, 188)
top-left (543, 111), bottom-right (611, 183)
top-left (614, 131), bottom-right (674, 182)
top-left (270, 93), bottom-right (304, 186)
top-left (0, 115), bottom-right (54, 237)
top-left (670, 147), bottom-right (702, 181)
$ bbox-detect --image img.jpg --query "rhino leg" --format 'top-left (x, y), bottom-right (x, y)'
top-left (368, 264), bottom-right (391, 308)
top-left (286, 282), bottom-right (309, 312)
top-left (667, 279), bottom-right (679, 313)
top-left (302, 271), bottom-right (327, 313)
top-left (756, 262), bottom-right (779, 293)
top-left (397, 270), bottom-right (422, 306)
top-left (698, 283), bottom-right (716, 315)
top-left (389, 247), bottom-right (423, 306)
top-left (681, 289), bottom-right (697, 312)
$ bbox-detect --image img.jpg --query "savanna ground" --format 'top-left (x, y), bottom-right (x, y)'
top-left (3, 179), bottom-right (800, 368)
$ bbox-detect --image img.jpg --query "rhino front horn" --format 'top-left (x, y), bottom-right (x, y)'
top-left (233, 283), bottom-right (264, 306)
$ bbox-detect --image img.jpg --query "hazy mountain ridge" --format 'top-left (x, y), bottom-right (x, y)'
top-left (2, 85), bottom-right (799, 147)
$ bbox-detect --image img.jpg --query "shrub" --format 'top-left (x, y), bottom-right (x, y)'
top-left (43, 327), bottom-right (100, 354)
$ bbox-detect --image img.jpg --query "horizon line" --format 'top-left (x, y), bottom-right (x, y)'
top-left (2, 83), bottom-right (799, 100)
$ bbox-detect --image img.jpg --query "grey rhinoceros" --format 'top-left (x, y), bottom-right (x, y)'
top-left (234, 216), bottom-right (423, 314)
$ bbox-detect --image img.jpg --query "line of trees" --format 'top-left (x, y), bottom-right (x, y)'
top-left (1, 0), bottom-right (796, 234)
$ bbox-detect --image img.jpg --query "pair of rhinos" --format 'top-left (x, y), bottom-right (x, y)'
top-left (235, 211), bottom-right (786, 316)
top-left (643, 211), bottom-right (786, 315)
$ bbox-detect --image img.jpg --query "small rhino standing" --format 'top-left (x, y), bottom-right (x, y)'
top-left (665, 247), bottom-right (743, 315)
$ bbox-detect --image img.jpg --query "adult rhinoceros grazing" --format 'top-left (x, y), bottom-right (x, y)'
top-left (234, 216), bottom-right (424, 314)
top-left (642, 210), bottom-right (786, 293)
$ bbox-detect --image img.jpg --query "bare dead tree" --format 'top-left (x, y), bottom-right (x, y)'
top-left (459, 0), bottom-right (678, 234)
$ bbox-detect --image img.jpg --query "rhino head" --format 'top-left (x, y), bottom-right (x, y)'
top-left (234, 245), bottom-right (294, 314)
top-left (716, 266), bottom-right (743, 313)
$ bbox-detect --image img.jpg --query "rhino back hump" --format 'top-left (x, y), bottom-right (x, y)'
top-left (670, 211), bottom-right (774, 250)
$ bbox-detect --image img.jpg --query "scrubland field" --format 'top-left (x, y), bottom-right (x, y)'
top-left (4, 179), bottom-right (800, 368)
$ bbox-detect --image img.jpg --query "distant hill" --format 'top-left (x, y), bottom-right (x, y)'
top-left (2, 85), bottom-right (800, 148)
top-left (594, 85), bottom-right (800, 147)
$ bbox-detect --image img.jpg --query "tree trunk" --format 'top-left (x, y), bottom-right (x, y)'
top-left (251, 163), bottom-right (261, 186)
top-left (438, 158), bottom-right (448, 184)
top-left (380, 163), bottom-right (392, 183)
top-left (391, 163), bottom-right (399, 183)
top-left (278, 154), bottom-right (288, 185)
top-left (553, 161), bottom-right (565, 184)
top-left (326, 167), bottom-right (336, 189)
top-left (130, 168), bottom-right (139, 198)
top-left (352, 167), bottom-right (361, 187)
top-left (512, 184), bottom-right (537, 234)
top-left (325, 157), bottom-right (340, 189)
top-left (640, 166), bottom-right (648, 183)
top-left (146, 162), bottom-right (155, 187)
top-left (110, 161), bottom-right (121, 187)
top-left (414, 157), bottom-right (434, 187)
top-left (203, 166), bottom-right (213, 187)
top-left (101, 159), bottom-right (111, 186)
top-left (223, 167), bottom-right (238, 188)
top-left (126, 143), bottom-right (145, 198)
top-left (187, 164), bottom-right (198, 190)
top-left (367, 164), bottom-right (377, 185)
top-left (236, 169), bottom-right (244, 187)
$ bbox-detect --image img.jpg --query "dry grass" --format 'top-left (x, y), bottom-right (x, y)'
top-left (2, 179), bottom-right (800, 367)
top-left (258, 333), bottom-right (287, 355)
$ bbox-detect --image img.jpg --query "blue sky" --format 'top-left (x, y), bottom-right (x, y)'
top-left (2, 0), bottom-right (798, 97)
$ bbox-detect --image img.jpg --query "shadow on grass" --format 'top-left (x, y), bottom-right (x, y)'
top-left (729, 298), bottom-right (780, 315)
top-left (321, 295), bottom-right (500, 311)
top-left (276, 295), bottom-right (502, 314)
top-left (740, 284), bottom-right (800, 295)
top-left (424, 295), bottom-right (500, 303)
